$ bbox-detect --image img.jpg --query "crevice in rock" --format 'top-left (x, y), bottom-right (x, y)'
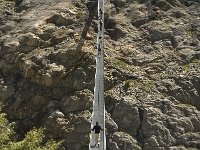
top-left (171, 36), bottom-right (178, 48)
top-left (64, 53), bottom-right (90, 74)
top-left (15, 0), bottom-right (31, 13)
top-left (105, 94), bottom-right (116, 114)
top-left (15, 0), bottom-right (23, 7)
top-left (131, 18), bottom-right (149, 28)
top-left (75, 0), bottom-right (97, 51)
top-left (107, 102), bottom-right (117, 117)
top-left (136, 107), bottom-right (144, 149)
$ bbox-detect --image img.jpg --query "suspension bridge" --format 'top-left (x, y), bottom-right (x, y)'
top-left (89, 0), bottom-right (106, 149)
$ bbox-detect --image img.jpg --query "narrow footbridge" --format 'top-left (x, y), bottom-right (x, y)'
top-left (89, 0), bottom-right (106, 149)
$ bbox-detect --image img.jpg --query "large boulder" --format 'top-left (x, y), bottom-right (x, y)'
top-left (112, 98), bottom-right (140, 135)
top-left (142, 107), bottom-right (176, 149)
top-left (44, 110), bottom-right (91, 149)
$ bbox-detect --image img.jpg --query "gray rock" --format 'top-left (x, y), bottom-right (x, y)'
top-left (178, 48), bottom-right (198, 62)
top-left (155, 0), bottom-right (173, 11)
top-left (108, 141), bottom-right (120, 150)
top-left (50, 110), bottom-right (65, 118)
top-left (105, 112), bottom-right (118, 133)
top-left (61, 89), bottom-right (93, 114)
top-left (112, 132), bottom-right (141, 150)
top-left (149, 27), bottom-right (173, 42)
top-left (46, 13), bottom-right (75, 27)
top-left (18, 33), bottom-right (43, 52)
top-left (112, 98), bottom-right (140, 134)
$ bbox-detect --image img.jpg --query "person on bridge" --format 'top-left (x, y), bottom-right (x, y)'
top-left (98, 9), bottom-right (103, 20)
top-left (97, 44), bottom-right (101, 55)
top-left (99, 20), bottom-right (103, 31)
top-left (91, 122), bottom-right (103, 147)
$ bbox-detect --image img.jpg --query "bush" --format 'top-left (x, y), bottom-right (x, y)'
top-left (0, 110), bottom-right (61, 150)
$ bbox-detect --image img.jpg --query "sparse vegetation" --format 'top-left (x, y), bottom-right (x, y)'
top-left (125, 79), bottom-right (155, 92)
top-left (106, 57), bottom-right (138, 72)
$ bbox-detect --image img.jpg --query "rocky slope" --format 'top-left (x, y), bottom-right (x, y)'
top-left (0, 0), bottom-right (200, 149)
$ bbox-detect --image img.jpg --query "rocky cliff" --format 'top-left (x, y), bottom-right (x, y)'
top-left (0, 0), bottom-right (200, 149)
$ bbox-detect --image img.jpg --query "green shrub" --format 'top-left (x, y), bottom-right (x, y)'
top-left (0, 109), bottom-right (61, 150)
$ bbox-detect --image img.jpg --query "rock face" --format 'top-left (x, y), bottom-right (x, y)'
top-left (0, 0), bottom-right (200, 149)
